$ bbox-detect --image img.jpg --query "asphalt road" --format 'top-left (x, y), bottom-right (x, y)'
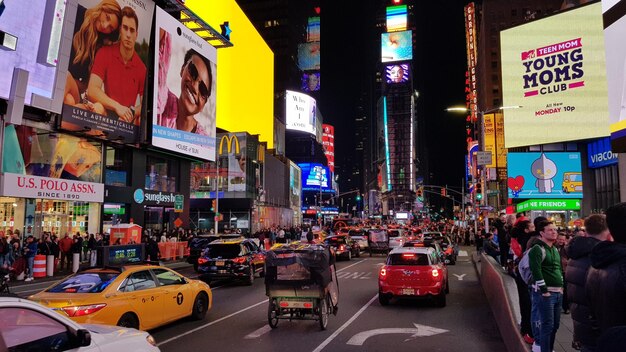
top-left (10, 247), bottom-right (505, 352)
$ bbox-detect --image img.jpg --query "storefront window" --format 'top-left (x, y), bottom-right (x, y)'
top-left (31, 200), bottom-right (98, 237)
top-left (146, 156), bottom-right (178, 192)
top-left (0, 198), bottom-right (18, 234)
top-left (105, 147), bottom-right (130, 186)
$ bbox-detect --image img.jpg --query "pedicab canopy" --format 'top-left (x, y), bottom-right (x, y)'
top-left (265, 242), bottom-right (334, 287)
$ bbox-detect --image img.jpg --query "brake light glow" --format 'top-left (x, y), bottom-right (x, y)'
top-left (380, 268), bottom-right (387, 277)
top-left (432, 269), bottom-right (439, 278)
top-left (279, 301), bottom-right (289, 308)
top-left (62, 303), bottom-right (107, 317)
top-left (198, 257), bottom-right (208, 265)
top-left (339, 245), bottom-right (345, 251)
top-left (402, 253), bottom-right (416, 258)
top-left (303, 302), bottom-right (313, 308)
top-left (232, 257), bottom-right (247, 264)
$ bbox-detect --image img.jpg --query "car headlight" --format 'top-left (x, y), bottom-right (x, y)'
top-left (146, 334), bottom-right (157, 346)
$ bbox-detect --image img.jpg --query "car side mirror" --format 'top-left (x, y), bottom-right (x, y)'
top-left (76, 329), bottom-right (91, 347)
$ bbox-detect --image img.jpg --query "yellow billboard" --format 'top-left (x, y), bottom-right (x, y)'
top-left (483, 114), bottom-right (496, 168)
top-left (495, 113), bottom-right (507, 170)
top-left (500, 3), bottom-right (609, 148)
top-left (186, 0), bottom-right (274, 148)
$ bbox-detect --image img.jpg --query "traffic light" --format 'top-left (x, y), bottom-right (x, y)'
top-left (356, 194), bottom-right (362, 201)
top-left (441, 188), bottom-right (446, 197)
top-left (416, 186), bottom-right (423, 198)
top-left (475, 183), bottom-right (483, 201)
top-left (211, 199), bottom-right (216, 211)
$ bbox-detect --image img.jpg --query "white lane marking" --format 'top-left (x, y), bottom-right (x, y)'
top-left (244, 325), bottom-right (272, 339)
top-left (157, 300), bottom-right (267, 346)
top-left (360, 272), bottom-right (372, 280)
top-left (311, 294), bottom-right (379, 352)
top-left (346, 324), bottom-right (449, 346)
top-left (159, 259), bottom-right (369, 345)
top-left (453, 274), bottom-right (466, 281)
top-left (458, 250), bottom-right (469, 257)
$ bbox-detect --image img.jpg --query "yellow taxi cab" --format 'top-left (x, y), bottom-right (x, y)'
top-left (29, 264), bottom-right (211, 331)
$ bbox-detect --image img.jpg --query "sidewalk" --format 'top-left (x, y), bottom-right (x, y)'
top-left (471, 248), bottom-right (576, 352)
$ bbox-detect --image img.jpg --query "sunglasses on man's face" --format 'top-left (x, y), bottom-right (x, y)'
top-left (186, 61), bottom-right (210, 100)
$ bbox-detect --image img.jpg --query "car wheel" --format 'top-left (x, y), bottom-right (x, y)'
top-left (190, 292), bottom-right (209, 320)
top-left (436, 291), bottom-right (446, 307)
top-left (193, 263), bottom-right (198, 272)
top-left (117, 313), bottom-right (139, 329)
top-left (245, 266), bottom-right (255, 286)
top-left (378, 293), bottom-right (390, 306)
top-left (445, 279), bottom-right (450, 294)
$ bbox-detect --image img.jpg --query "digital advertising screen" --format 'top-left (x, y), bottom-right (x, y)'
top-left (217, 133), bottom-right (247, 192)
top-left (152, 7), bottom-right (217, 161)
top-left (500, 3), bottom-right (610, 148)
top-left (298, 42), bottom-right (320, 71)
top-left (289, 162), bottom-right (302, 210)
top-left (381, 30), bottom-right (412, 63)
top-left (322, 124), bottom-right (335, 173)
top-left (386, 5), bottom-right (408, 32)
top-left (507, 152), bottom-right (583, 199)
top-left (286, 90), bottom-right (317, 136)
top-left (0, 1), bottom-right (58, 104)
top-left (301, 72), bottom-right (320, 92)
top-left (307, 17), bottom-right (320, 42)
top-left (299, 163), bottom-right (332, 192)
top-left (602, 0), bottom-right (626, 151)
top-left (385, 64), bottom-right (409, 83)
top-left (60, 0), bottom-right (155, 142)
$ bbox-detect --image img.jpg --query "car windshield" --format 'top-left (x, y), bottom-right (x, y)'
top-left (207, 244), bottom-right (242, 259)
top-left (387, 253), bottom-right (430, 266)
top-left (47, 273), bottom-right (119, 293)
top-left (388, 230), bottom-right (401, 237)
top-left (349, 230), bottom-right (365, 237)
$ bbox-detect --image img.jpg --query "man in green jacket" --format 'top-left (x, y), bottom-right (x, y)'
top-left (529, 220), bottom-right (563, 352)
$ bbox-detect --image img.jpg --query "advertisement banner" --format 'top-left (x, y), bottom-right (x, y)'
top-left (495, 113), bottom-right (507, 170)
top-left (152, 7), bottom-right (217, 161)
top-left (602, 0), bottom-right (626, 151)
top-left (464, 3), bottom-right (478, 127)
top-left (516, 199), bottom-right (581, 212)
top-left (381, 30), bottom-right (412, 62)
top-left (60, 0), bottom-right (155, 142)
top-left (2, 124), bottom-right (102, 182)
top-left (322, 124), bottom-right (335, 173)
top-left (286, 90), bottom-right (317, 136)
top-left (217, 133), bottom-right (247, 192)
top-left (587, 137), bottom-right (619, 168)
top-left (507, 152), bottom-right (583, 199)
top-left (302, 72), bottom-right (320, 92)
top-left (299, 163), bottom-right (333, 192)
top-left (385, 64), bottom-right (409, 84)
top-left (298, 42), bottom-right (320, 71)
top-left (386, 5), bottom-right (408, 32)
top-left (501, 3), bottom-right (610, 148)
top-left (484, 114), bottom-right (496, 168)
top-left (1, 173), bottom-right (104, 202)
top-left (289, 162), bottom-right (302, 211)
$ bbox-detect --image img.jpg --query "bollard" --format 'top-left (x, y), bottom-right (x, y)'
top-left (33, 255), bottom-right (47, 278)
top-left (72, 253), bottom-right (80, 273)
top-left (46, 255), bottom-right (55, 277)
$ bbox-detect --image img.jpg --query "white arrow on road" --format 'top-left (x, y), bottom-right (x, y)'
top-left (346, 323), bottom-right (448, 346)
top-left (453, 274), bottom-right (466, 281)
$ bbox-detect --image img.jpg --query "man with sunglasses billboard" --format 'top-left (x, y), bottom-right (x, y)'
top-left (157, 46), bottom-right (212, 135)
top-left (88, 6), bottom-right (146, 125)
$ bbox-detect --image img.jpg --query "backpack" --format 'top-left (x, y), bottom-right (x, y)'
top-left (518, 244), bottom-right (546, 285)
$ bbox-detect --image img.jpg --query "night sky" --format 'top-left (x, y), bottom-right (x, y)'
top-left (320, 1), bottom-right (470, 197)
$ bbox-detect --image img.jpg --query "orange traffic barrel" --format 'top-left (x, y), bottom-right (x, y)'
top-left (33, 255), bottom-right (47, 278)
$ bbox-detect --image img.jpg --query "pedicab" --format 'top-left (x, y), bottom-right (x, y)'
top-left (367, 228), bottom-right (390, 256)
top-left (264, 242), bottom-right (339, 330)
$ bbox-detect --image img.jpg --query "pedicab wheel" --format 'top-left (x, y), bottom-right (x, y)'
top-left (318, 295), bottom-right (330, 330)
top-left (268, 299), bottom-right (279, 328)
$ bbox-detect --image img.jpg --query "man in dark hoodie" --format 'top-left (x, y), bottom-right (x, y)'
top-left (565, 214), bottom-right (611, 352)
top-left (586, 203), bottom-right (626, 338)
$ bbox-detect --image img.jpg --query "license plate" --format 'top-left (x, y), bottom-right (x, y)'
top-left (402, 288), bottom-right (415, 295)
top-left (216, 261), bottom-right (225, 266)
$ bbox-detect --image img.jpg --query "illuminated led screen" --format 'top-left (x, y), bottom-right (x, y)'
top-left (386, 5), bottom-right (407, 32)
top-left (500, 3), bottom-right (609, 148)
top-left (298, 42), bottom-right (320, 70)
top-left (385, 64), bottom-right (409, 83)
top-left (301, 72), bottom-right (320, 92)
top-left (381, 30), bottom-right (412, 63)
top-left (307, 17), bottom-right (320, 42)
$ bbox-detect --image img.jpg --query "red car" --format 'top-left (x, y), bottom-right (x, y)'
top-left (378, 247), bottom-right (449, 307)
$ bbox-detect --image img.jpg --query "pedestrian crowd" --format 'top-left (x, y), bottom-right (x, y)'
top-left (465, 202), bottom-right (626, 352)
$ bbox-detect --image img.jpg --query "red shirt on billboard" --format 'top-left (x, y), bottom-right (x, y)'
top-left (88, 13), bottom-right (146, 125)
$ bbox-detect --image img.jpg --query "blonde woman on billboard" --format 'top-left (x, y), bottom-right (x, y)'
top-left (64, 0), bottom-right (121, 108)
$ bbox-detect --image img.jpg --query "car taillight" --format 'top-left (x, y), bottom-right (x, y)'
top-left (380, 267), bottom-right (387, 278)
top-left (232, 257), bottom-right (247, 264)
top-left (431, 269), bottom-right (440, 278)
top-left (198, 257), bottom-right (208, 265)
top-left (339, 245), bottom-right (345, 251)
top-left (62, 303), bottom-right (107, 317)
top-left (402, 253), bottom-right (416, 258)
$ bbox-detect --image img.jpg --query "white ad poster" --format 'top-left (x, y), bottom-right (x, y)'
top-left (1, 173), bottom-right (104, 203)
top-left (153, 7), bottom-right (217, 161)
top-left (285, 90), bottom-right (317, 136)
